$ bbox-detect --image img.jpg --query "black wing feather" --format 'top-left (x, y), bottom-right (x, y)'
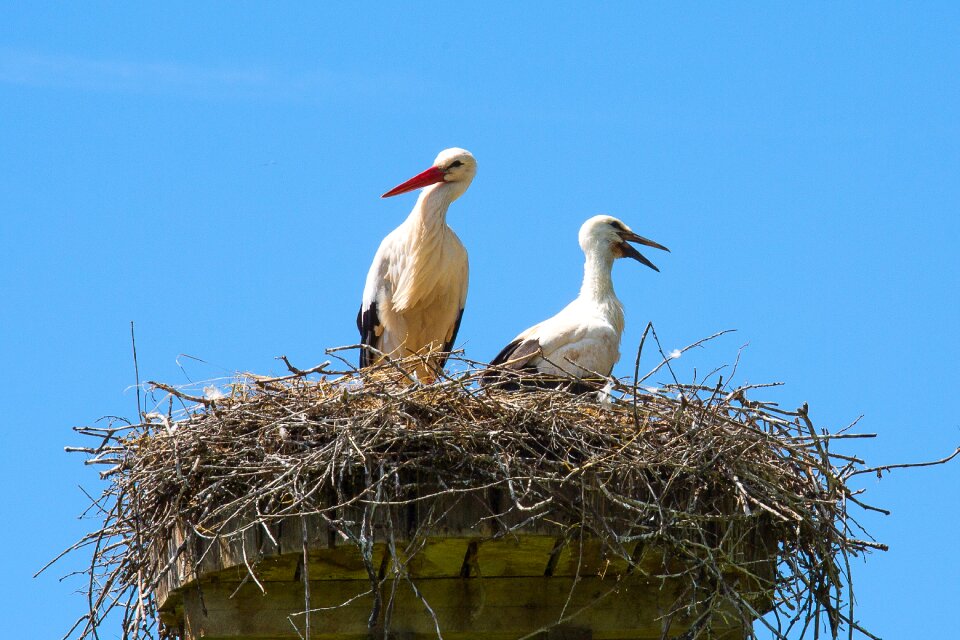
top-left (490, 338), bottom-right (541, 368)
top-left (482, 337), bottom-right (541, 390)
top-left (489, 338), bottom-right (524, 367)
top-left (437, 307), bottom-right (466, 368)
top-left (357, 301), bottom-right (381, 368)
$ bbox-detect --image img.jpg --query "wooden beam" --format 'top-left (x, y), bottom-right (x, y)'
top-left (177, 575), bottom-right (746, 640)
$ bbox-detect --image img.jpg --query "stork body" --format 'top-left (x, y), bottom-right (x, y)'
top-left (358, 148), bottom-right (476, 380)
top-left (484, 215), bottom-right (668, 392)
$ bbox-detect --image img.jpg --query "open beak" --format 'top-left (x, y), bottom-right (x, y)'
top-left (617, 231), bottom-right (670, 272)
top-left (381, 166), bottom-right (446, 198)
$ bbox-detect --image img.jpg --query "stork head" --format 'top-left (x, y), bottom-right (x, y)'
top-left (578, 215), bottom-right (670, 272)
top-left (381, 148), bottom-right (477, 198)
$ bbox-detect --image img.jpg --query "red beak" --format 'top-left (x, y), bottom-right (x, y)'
top-left (381, 166), bottom-right (446, 198)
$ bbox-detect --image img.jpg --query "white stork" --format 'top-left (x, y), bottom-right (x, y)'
top-left (484, 215), bottom-right (669, 392)
top-left (357, 148), bottom-right (477, 380)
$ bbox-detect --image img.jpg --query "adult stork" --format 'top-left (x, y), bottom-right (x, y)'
top-left (357, 148), bottom-right (477, 380)
top-left (483, 215), bottom-right (668, 392)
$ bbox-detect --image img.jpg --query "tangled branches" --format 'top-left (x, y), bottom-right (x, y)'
top-left (50, 344), bottom-right (937, 640)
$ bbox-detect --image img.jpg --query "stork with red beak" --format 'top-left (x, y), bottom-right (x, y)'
top-left (357, 148), bottom-right (477, 380)
top-left (483, 215), bottom-right (669, 392)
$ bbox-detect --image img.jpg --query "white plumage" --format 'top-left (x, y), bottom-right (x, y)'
top-left (485, 215), bottom-right (668, 391)
top-left (357, 148), bottom-right (477, 380)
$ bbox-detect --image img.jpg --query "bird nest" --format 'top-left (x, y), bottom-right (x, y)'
top-left (54, 342), bottom-right (914, 640)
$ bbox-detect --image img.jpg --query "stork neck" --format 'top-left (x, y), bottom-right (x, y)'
top-left (407, 182), bottom-right (462, 229)
top-left (579, 250), bottom-right (617, 302)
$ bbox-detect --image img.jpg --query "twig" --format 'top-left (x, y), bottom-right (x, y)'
top-left (130, 321), bottom-right (142, 421)
top-left (851, 446), bottom-right (960, 477)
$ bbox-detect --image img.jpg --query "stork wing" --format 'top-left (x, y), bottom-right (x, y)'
top-left (489, 337), bottom-right (542, 370)
top-left (436, 306), bottom-right (465, 368)
top-left (481, 336), bottom-right (542, 390)
top-left (358, 228), bottom-right (404, 369)
top-left (356, 300), bottom-right (382, 368)
top-left (437, 248), bottom-right (468, 367)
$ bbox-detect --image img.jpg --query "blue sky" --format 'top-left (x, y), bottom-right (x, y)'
top-left (3, 4), bottom-right (958, 638)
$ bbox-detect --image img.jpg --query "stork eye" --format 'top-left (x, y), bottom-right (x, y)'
top-left (608, 220), bottom-right (625, 231)
top-left (448, 160), bottom-right (463, 169)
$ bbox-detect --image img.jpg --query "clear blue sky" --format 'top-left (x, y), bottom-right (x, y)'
top-left (3, 4), bottom-right (958, 638)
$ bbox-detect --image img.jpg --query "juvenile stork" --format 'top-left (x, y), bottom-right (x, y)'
top-left (357, 148), bottom-right (477, 380)
top-left (483, 215), bottom-right (668, 392)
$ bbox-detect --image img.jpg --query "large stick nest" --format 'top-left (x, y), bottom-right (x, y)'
top-left (57, 342), bottom-right (908, 640)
